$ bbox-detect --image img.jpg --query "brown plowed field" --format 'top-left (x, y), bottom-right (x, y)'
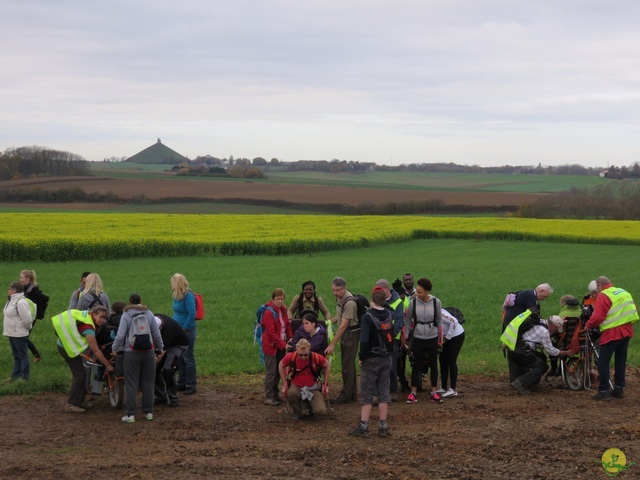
top-left (1, 372), bottom-right (638, 479)
top-left (1, 176), bottom-right (545, 207)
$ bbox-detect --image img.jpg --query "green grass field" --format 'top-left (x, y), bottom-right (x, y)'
top-left (2, 238), bottom-right (638, 396)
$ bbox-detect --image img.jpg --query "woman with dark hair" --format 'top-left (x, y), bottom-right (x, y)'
top-left (404, 277), bottom-right (444, 405)
top-left (287, 281), bottom-right (331, 321)
top-left (290, 310), bottom-right (328, 356)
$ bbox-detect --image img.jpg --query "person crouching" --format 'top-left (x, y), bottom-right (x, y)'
top-left (279, 339), bottom-right (330, 419)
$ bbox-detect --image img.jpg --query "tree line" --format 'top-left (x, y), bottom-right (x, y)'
top-left (517, 180), bottom-right (640, 220)
top-left (0, 146), bottom-right (89, 180)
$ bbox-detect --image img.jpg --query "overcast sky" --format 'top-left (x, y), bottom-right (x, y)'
top-left (2, 1), bottom-right (639, 167)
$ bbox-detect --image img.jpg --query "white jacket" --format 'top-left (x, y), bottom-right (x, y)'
top-left (3, 293), bottom-right (33, 338)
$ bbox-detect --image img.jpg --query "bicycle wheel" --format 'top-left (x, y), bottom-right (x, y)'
top-left (563, 357), bottom-right (584, 391)
top-left (108, 373), bottom-right (124, 408)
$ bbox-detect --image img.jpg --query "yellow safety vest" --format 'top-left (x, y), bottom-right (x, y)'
top-left (500, 309), bottom-right (534, 351)
top-left (387, 297), bottom-right (404, 340)
top-left (599, 287), bottom-right (639, 331)
top-left (52, 310), bottom-right (95, 358)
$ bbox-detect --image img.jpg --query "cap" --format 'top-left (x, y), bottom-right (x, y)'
top-left (547, 315), bottom-right (564, 333)
top-left (372, 285), bottom-right (385, 295)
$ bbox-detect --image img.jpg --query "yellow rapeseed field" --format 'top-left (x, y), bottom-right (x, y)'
top-left (1, 213), bottom-right (639, 261)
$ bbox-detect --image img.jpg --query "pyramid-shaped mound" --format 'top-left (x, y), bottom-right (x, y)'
top-left (125, 138), bottom-right (189, 164)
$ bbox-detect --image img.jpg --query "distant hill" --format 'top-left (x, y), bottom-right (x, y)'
top-left (125, 139), bottom-right (189, 164)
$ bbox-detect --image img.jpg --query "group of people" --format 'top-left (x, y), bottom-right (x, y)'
top-left (259, 273), bottom-right (466, 437)
top-left (2, 270), bottom-right (201, 423)
top-left (500, 277), bottom-right (638, 400)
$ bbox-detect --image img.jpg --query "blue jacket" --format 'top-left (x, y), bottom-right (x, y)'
top-left (172, 291), bottom-right (196, 330)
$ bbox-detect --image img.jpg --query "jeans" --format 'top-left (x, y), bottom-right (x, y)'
top-left (178, 327), bottom-right (197, 389)
top-left (597, 336), bottom-right (630, 392)
top-left (9, 336), bottom-right (30, 380)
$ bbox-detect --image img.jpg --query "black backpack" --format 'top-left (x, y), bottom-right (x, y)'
top-left (365, 308), bottom-right (394, 355)
top-left (346, 294), bottom-right (370, 328)
top-left (443, 306), bottom-right (465, 324)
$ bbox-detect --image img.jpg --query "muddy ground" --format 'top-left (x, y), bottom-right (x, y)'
top-left (2, 371), bottom-right (639, 480)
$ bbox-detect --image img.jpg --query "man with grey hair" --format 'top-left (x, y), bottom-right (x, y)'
top-left (502, 283), bottom-right (554, 383)
top-left (326, 277), bottom-right (359, 404)
top-left (586, 276), bottom-right (638, 401)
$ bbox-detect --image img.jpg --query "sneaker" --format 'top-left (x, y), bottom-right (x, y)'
top-left (430, 392), bottom-right (443, 404)
top-left (378, 426), bottom-right (391, 438)
top-left (121, 415), bottom-right (136, 423)
top-left (510, 380), bottom-right (530, 395)
top-left (263, 398), bottom-right (280, 406)
top-left (145, 413), bottom-right (154, 421)
top-left (612, 387), bottom-right (624, 399)
top-left (441, 388), bottom-right (458, 398)
top-left (64, 404), bottom-right (86, 413)
top-left (406, 392), bottom-right (417, 404)
top-left (592, 391), bottom-right (612, 402)
top-left (435, 388), bottom-right (446, 395)
top-left (348, 424), bottom-right (369, 437)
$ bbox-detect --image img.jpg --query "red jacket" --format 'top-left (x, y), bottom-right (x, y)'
top-left (261, 301), bottom-right (292, 356)
top-left (585, 283), bottom-right (635, 345)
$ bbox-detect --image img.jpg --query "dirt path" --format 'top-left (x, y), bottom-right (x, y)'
top-left (2, 372), bottom-right (639, 479)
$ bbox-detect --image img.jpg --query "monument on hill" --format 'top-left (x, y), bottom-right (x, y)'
top-left (125, 138), bottom-right (189, 164)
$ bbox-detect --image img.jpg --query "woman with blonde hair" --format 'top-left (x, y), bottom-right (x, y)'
top-left (19, 269), bottom-right (49, 363)
top-left (76, 273), bottom-right (111, 314)
top-left (171, 273), bottom-right (197, 395)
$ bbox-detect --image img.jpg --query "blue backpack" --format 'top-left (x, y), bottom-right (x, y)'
top-left (254, 304), bottom-right (277, 364)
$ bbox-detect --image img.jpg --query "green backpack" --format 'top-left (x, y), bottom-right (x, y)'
top-left (17, 297), bottom-right (37, 323)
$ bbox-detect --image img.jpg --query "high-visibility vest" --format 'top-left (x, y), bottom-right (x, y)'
top-left (500, 309), bottom-right (535, 351)
top-left (599, 287), bottom-right (639, 332)
top-left (387, 297), bottom-right (404, 340)
top-left (52, 309), bottom-right (95, 358)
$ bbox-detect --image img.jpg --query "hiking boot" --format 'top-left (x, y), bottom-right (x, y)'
top-left (430, 392), bottom-right (443, 404)
top-left (612, 387), bottom-right (624, 399)
top-left (511, 380), bottom-right (530, 395)
top-left (169, 400), bottom-right (180, 408)
top-left (122, 415), bottom-right (136, 423)
top-left (378, 426), bottom-right (391, 438)
top-left (79, 402), bottom-right (94, 410)
top-left (592, 390), bottom-right (612, 402)
top-left (441, 388), bottom-right (458, 398)
top-left (406, 392), bottom-right (417, 404)
top-left (348, 424), bottom-right (369, 437)
top-left (64, 404), bottom-right (86, 413)
top-left (264, 398), bottom-right (280, 406)
top-left (145, 413), bottom-right (154, 421)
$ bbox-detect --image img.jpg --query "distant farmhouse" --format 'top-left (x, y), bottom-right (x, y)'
top-left (125, 138), bottom-right (189, 164)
